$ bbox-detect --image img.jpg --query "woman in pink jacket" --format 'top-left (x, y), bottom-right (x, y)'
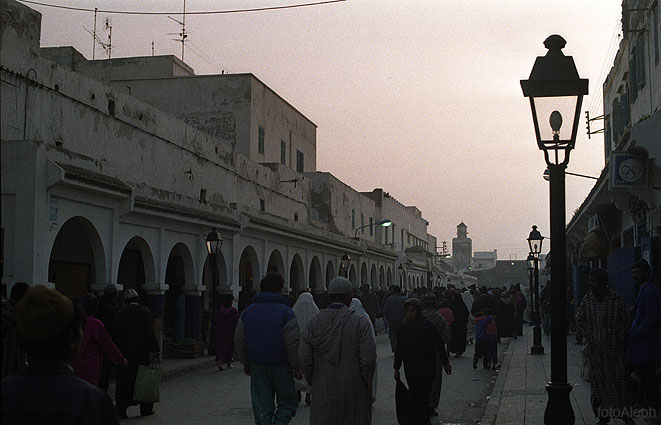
top-left (73, 293), bottom-right (127, 387)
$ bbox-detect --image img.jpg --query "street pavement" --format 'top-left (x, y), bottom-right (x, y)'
top-left (482, 325), bottom-right (656, 425)
top-left (124, 331), bottom-right (505, 425)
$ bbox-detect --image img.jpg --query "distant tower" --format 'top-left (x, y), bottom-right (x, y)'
top-left (452, 222), bottom-right (472, 272)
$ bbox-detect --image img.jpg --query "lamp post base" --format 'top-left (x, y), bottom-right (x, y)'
top-left (531, 344), bottom-right (545, 355)
top-left (544, 382), bottom-right (574, 425)
top-left (531, 321), bottom-right (545, 355)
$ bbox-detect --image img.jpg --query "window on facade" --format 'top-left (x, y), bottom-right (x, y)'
top-left (630, 36), bottom-right (647, 103)
top-left (629, 52), bottom-right (638, 103)
top-left (296, 150), bottom-right (304, 173)
top-left (259, 199), bottom-right (265, 212)
top-left (352, 209), bottom-right (355, 229)
top-left (258, 126), bottom-right (265, 155)
top-left (635, 36), bottom-right (646, 91)
top-left (369, 217), bottom-right (373, 236)
top-left (200, 188), bottom-right (207, 204)
top-left (280, 140), bottom-right (286, 165)
top-left (294, 212), bottom-right (299, 222)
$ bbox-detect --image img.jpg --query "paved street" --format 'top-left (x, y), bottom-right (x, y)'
top-left (125, 332), bottom-right (505, 425)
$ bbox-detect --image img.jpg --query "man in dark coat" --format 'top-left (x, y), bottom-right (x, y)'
top-left (113, 289), bottom-right (160, 419)
top-left (2, 286), bottom-right (119, 425)
top-left (494, 295), bottom-right (515, 338)
top-left (394, 298), bottom-right (451, 425)
top-left (626, 259), bottom-right (661, 415)
top-left (448, 290), bottom-right (469, 357)
top-left (383, 286), bottom-right (407, 353)
top-left (421, 293), bottom-right (451, 417)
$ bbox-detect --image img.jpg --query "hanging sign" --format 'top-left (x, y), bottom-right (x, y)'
top-left (609, 151), bottom-right (648, 190)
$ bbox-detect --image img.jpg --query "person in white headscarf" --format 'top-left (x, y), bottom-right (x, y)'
top-left (350, 297), bottom-right (378, 402)
top-left (292, 292), bottom-right (319, 406)
top-left (293, 292), bottom-right (319, 333)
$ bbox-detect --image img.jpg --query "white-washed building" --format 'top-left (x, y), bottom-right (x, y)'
top-left (566, 0), bottom-right (660, 307)
top-left (1, 0), bottom-right (445, 351)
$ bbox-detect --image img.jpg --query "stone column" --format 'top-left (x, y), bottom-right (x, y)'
top-left (143, 284), bottom-right (169, 357)
top-left (183, 285), bottom-right (205, 342)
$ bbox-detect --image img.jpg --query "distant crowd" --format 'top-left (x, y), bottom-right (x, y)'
top-left (1, 259), bottom-right (658, 425)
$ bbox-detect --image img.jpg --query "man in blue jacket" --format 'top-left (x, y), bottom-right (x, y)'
top-left (627, 259), bottom-right (660, 415)
top-left (235, 273), bottom-right (301, 425)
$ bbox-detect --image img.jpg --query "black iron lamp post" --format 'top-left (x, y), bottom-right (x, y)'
top-left (397, 264), bottom-right (404, 287)
top-left (205, 228), bottom-right (222, 354)
top-left (341, 253), bottom-right (351, 278)
top-left (521, 34), bottom-right (588, 425)
top-left (206, 228), bottom-right (223, 305)
top-left (353, 219), bottom-right (392, 240)
top-left (528, 226), bottom-right (545, 355)
top-left (527, 253), bottom-right (535, 326)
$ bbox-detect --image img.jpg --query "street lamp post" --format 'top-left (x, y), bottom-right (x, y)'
top-left (205, 228), bottom-right (222, 354)
top-left (521, 34), bottom-right (587, 425)
top-left (527, 254), bottom-right (535, 326)
top-left (341, 253), bottom-right (351, 279)
top-left (397, 264), bottom-right (404, 287)
top-left (528, 226), bottom-right (544, 355)
top-left (353, 219), bottom-right (392, 240)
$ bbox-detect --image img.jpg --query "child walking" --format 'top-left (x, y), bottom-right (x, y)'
top-left (473, 308), bottom-right (498, 370)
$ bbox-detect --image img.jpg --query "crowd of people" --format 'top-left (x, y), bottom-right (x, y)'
top-left (2, 259), bottom-right (658, 425)
top-left (228, 274), bottom-right (537, 425)
top-left (1, 284), bottom-right (160, 423)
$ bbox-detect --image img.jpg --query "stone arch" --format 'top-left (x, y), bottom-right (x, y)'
top-left (238, 246), bottom-right (260, 312)
top-left (117, 236), bottom-right (155, 293)
top-left (387, 266), bottom-right (393, 287)
top-left (309, 256), bottom-right (323, 292)
top-left (360, 262), bottom-right (368, 285)
top-left (289, 253), bottom-right (305, 298)
top-left (379, 265), bottom-right (385, 290)
top-left (163, 242), bottom-right (196, 343)
top-left (370, 264), bottom-right (377, 288)
top-left (48, 216), bottom-right (106, 297)
top-left (349, 264), bottom-right (357, 285)
top-left (267, 249), bottom-right (285, 275)
top-left (325, 260), bottom-right (335, 288)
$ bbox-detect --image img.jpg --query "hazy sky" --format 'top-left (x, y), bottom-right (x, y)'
top-left (28, 0), bottom-right (623, 260)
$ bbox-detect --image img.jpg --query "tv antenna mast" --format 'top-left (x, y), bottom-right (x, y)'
top-left (103, 17), bottom-right (113, 59)
top-left (83, 11), bottom-right (111, 60)
top-left (167, 0), bottom-right (188, 61)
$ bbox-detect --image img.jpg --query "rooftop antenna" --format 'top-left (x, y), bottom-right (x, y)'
top-left (92, 7), bottom-right (97, 59)
top-left (167, 0), bottom-right (187, 61)
top-left (103, 17), bottom-right (112, 59)
top-left (151, 41), bottom-right (155, 56)
top-left (83, 11), bottom-right (110, 60)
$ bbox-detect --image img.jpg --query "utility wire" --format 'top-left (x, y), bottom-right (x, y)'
top-left (587, 19), bottom-right (622, 116)
top-left (19, 0), bottom-right (346, 15)
top-left (186, 41), bottom-right (233, 74)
